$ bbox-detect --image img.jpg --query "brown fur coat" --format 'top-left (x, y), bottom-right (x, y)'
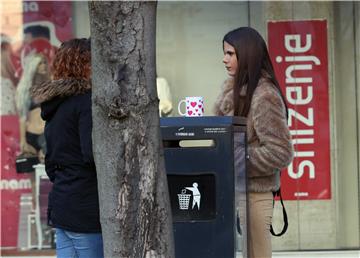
top-left (213, 77), bottom-right (293, 192)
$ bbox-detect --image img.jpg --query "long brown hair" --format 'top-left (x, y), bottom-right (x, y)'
top-left (52, 38), bottom-right (91, 80)
top-left (223, 27), bottom-right (287, 117)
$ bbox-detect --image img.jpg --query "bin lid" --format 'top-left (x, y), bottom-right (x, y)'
top-left (160, 116), bottom-right (246, 127)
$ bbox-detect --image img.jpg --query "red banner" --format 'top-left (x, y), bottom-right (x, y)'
top-left (268, 20), bottom-right (331, 200)
top-left (1, 1), bottom-right (73, 248)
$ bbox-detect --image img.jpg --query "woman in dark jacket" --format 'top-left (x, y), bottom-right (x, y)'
top-left (31, 38), bottom-right (103, 258)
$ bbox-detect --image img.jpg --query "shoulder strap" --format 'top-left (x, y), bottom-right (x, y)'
top-left (270, 188), bottom-right (288, 236)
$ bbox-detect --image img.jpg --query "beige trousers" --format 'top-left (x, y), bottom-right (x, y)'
top-left (239, 191), bottom-right (274, 258)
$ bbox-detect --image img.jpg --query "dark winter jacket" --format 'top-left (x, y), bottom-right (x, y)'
top-left (31, 78), bottom-right (101, 233)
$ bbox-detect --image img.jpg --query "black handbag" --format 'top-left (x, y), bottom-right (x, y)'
top-left (15, 153), bottom-right (39, 173)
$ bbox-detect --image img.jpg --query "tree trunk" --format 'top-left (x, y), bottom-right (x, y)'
top-left (89, 2), bottom-right (174, 258)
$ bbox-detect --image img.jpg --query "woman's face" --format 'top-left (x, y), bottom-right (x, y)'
top-left (37, 58), bottom-right (49, 75)
top-left (223, 41), bottom-right (238, 77)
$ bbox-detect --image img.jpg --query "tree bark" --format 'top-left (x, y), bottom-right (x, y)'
top-left (89, 2), bottom-right (174, 258)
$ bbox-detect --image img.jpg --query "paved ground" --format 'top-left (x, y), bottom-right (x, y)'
top-left (273, 251), bottom-right (360, 258)
top-left (2, 250), bottom-right (360, 258)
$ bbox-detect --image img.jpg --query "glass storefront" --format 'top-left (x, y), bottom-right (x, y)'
top-left (1, 1), bottom-right (359, 255)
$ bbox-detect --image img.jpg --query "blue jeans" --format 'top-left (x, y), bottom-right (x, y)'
top-left (56, 228), bottom-right (104, 258)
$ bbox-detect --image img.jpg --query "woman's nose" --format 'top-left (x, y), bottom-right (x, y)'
top-left (223, 55), bottom-right (227, 64)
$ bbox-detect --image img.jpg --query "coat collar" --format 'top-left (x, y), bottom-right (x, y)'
top-left (222, 77), bottom-right (247, 97)
top-left (31, 78), bottom-right (91, 104)
top-left (226, 70), bottom-right (272, 97)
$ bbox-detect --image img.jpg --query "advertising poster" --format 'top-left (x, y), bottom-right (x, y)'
top-left (1, 1), bottom-right (73, 248)
top-left (268, 20), bottom-right (331, 200)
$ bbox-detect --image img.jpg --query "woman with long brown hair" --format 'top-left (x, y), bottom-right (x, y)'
top-left (31, 38), bottom-right (103, 258)
top-left (214, 27), bottom-right (294, 258)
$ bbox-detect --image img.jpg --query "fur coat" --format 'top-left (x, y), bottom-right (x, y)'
top-left (213, 77), bottom-right (294, 192)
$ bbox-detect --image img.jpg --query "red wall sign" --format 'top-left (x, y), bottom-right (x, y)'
top-left (268, 20), bottom-right (331, 200)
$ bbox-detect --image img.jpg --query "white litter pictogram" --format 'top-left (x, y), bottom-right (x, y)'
top-left (177, 182), bottom-right (201, 210)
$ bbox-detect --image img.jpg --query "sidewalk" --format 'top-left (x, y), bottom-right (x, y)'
top-left (1, 250), bottom-right (360, 258)
top-left (271, 250), bottom-right (360, 258)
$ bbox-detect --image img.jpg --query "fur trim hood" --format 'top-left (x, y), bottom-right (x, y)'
top-left (31, 78), bottom-right (91, 104)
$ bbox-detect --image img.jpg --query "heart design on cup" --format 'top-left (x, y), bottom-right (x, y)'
top-left (178, 97), bottom-right (204, 117)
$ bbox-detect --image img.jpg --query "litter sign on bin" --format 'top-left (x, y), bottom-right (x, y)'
top-left (178, 182), bottom-right (201, 210)
top-left (168, 174), bottom-right (215, 222)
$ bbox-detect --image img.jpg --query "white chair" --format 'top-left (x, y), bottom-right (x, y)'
top-left (33, 164), bottom-right (49, 250)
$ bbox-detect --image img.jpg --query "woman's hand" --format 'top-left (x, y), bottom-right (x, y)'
top-left (38, 149), bottom-right (45, 164)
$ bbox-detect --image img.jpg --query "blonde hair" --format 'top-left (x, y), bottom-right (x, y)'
top-left (1, 42), bottom-right (17, 85)
top-left (16, 53), bottom-right (43, 118)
